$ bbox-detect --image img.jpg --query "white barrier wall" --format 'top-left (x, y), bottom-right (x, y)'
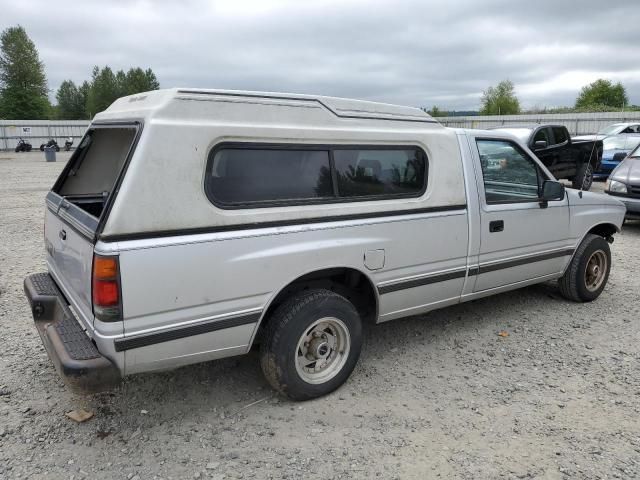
top-left (3, 111), bottom-right (640, 149)
top-left (434, 111), bottom-right (640, 135)
top-left (1, 120), bottom-right (90, 150)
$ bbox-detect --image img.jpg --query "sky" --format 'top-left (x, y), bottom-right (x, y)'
top-left (3, 0), bottom-right (640, 111)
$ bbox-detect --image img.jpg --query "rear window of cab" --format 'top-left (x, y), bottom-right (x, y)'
top-left (204, 144), bottom-right (428, 208)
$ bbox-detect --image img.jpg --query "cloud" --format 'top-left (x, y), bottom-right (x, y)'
top-left (2, 0), bottom-right (639, 110)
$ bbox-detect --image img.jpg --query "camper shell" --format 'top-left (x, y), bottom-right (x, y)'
top-left (25, 89), bottom-right (625, 399)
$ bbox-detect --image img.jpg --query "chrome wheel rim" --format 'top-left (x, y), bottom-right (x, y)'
top-left (585, 250), bottom-right (607, 292)
top-left (295, 317), bottom-right (350, 385)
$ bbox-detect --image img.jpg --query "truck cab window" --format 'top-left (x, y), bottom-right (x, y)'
top-left (477, 139), bottom-right (542, 203)
top-left (533, 128), bottom-right (549, 145)
top-left (552, 127), bottom-right (568, 145)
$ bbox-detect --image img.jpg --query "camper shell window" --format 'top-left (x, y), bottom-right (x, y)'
top-left (53, 125), bottom-right (137, 219)
top-left (205, 143), bottom-right (427, 208)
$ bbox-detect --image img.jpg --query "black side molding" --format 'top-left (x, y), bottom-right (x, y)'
top-left (475, 248), bottom-right (575, 275)
top-left (378, 248), bottom-right (575, 294)
top-left (100, 205), bottom-right (468, 242)
top-left (114, 312), bottom-right (261, 352)
top-left (378, 268), bottom-right (467, 295)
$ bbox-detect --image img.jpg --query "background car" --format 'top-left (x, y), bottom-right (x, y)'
top-left (574, 122), bottom-right (640, 141)
top-left (594, 134), bottom-right (640, 180)
top-left (605, 143), bottom-right (640, 220)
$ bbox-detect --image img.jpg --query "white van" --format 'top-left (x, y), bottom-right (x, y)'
top-left (25, 89), bottom-right (625, 400)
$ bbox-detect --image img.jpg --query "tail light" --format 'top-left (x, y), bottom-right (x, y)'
top-left (92, 254), bottom-right (122, 322)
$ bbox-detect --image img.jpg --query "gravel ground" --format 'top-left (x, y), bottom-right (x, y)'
top-left (1, 151), bottom-right (639, 480)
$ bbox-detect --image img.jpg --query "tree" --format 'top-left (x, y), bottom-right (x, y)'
top-left (124, 67), bottom-right (159, 95)
top-left (575, 79), bottom-right (628, 110)
top-left (480, 80), bottom-right (520, 115)
top-left (84, 65), bottom-right (160, 118)
top-left (85, 66), bottom-right (119, 117)
top-left (427, 105), bottom-right (446, 117)
top-left (55, 80), bottom-right (86, 119)
top-left (0, 25), bottom-right (50, 119)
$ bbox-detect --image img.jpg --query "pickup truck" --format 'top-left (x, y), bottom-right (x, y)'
top-left (490, 124), bottom-right (603, 191)
top-left (24, 89), bottom-right (625, 400)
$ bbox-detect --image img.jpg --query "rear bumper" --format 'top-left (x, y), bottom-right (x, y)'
top-left (24, 273), bottom-right (121, 391)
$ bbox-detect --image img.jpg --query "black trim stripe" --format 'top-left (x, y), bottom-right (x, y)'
top-left (378, 248), bottom-right (575, 294)
top-left (114, 313), bottom-right (261, 352)
top-left (475, 248), bottom-right (575, 275)
top-left (99, 204), bottom-right (468, 242)
top-left (378, 269), bottom-right (467, 294)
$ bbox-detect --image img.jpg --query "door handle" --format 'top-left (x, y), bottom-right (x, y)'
top-left (489, 220), bottom-right (504, 233)
top-left (59, 229), bottom-right (67, 241)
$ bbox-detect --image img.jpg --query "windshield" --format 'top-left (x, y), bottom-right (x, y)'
top-left (598, 124), bottom-right (623, 135)
top-left (492, 128), bottom-right (531, 142)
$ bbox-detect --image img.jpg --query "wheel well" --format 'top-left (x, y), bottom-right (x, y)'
top-left (255, 268), bottom-right (378, 343)
top-left (588, 223), bottom-right (618, 238)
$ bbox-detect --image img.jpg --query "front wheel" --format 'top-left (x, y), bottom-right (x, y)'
top-left (260, 289), bottom-right (362, 401)
top-left (558, 234), bottom-right (611, 302)
top-left (572, 162), bottom-right (594, 191)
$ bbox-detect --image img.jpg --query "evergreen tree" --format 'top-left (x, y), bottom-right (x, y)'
top-left (55, 80), bottom-right (86, 119)
top-left (0, 25), bottom-right (50, 119)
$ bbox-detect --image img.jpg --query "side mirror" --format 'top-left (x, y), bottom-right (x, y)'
top-left (540, 180), bottom-right (565, 208)
top-left (533, 140), bottom-right (548, 150)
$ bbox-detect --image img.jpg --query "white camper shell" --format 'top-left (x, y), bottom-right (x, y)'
top-left (25, 89), bottom-right (625, 399)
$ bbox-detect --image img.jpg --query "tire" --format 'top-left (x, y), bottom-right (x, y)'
top-left (14, 146), bottom-right (20, 152)
top-left (260, 289), bottom-right (363, 401)
top-left (558, 234), bottom-right (611, 302)
top-left (26, 145), bottom-right (32, 152)
top-left (572, 162), bottom-right (593, 191)
top-left (55, 146), bottom-right (60, 152)
top-left (40, 144), bottom-right (45, 151)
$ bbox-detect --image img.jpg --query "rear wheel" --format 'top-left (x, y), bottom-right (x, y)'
top-left (572, 162), bottom-right (593, 190)
top-left (559, 234), bottom-right (611, 302)
top-left (260, 289), bottom-right (362, 400)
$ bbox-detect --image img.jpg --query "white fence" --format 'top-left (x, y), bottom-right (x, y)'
top-left (435, 111), bottom-right (640, 135)
top-left (3, 111), bottom-right (640, 149)
top-left (0, 120), bottom-right (90, 150)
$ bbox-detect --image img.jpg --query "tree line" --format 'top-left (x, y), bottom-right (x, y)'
top-left (0, 25), bottom-right (159, 120)
top-left (427, 78), bottom-right (637, 117)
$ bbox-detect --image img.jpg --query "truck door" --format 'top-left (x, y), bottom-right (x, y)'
top-left (471, 136), bottom-right (571, 292)
top-left (530, 127), bottom-right (556, 170)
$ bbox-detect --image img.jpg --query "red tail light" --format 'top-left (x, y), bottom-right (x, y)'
top-left (92, 254), bottom-right (121, 321)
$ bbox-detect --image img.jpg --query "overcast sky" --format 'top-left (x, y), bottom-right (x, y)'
top-left (3, 0), bottom-right (640, 110)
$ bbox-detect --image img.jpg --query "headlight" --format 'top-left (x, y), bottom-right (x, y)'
top-left (606, 179), bottom-right (627, 193)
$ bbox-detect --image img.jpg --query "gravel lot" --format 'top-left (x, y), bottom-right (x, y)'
top-left (1, 151), bottom-right (639, 480)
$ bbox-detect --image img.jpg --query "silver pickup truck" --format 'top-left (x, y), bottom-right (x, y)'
top-left (24, 89), bottom-right (625, 400)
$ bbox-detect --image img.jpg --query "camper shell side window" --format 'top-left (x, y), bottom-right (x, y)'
top-left (205, 143), bottom-right (428, 209)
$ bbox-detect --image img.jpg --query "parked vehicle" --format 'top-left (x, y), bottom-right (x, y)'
top-left (64, 137), bottom-right (74, 151)
top-left (594, 134), bottom-right (640, 180)
top-left (14, 138), bottom-right (32, 152)
top-left (40, 139), bottom-right (60, 152)
top-left (489, 124), bottom-right (602, 190)
top-left (24, 89), bottom-right (625, 400)
top-left (574, 122), bottom-right (640, 142)
top-left (605, 142), bottom-right (640, 220)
